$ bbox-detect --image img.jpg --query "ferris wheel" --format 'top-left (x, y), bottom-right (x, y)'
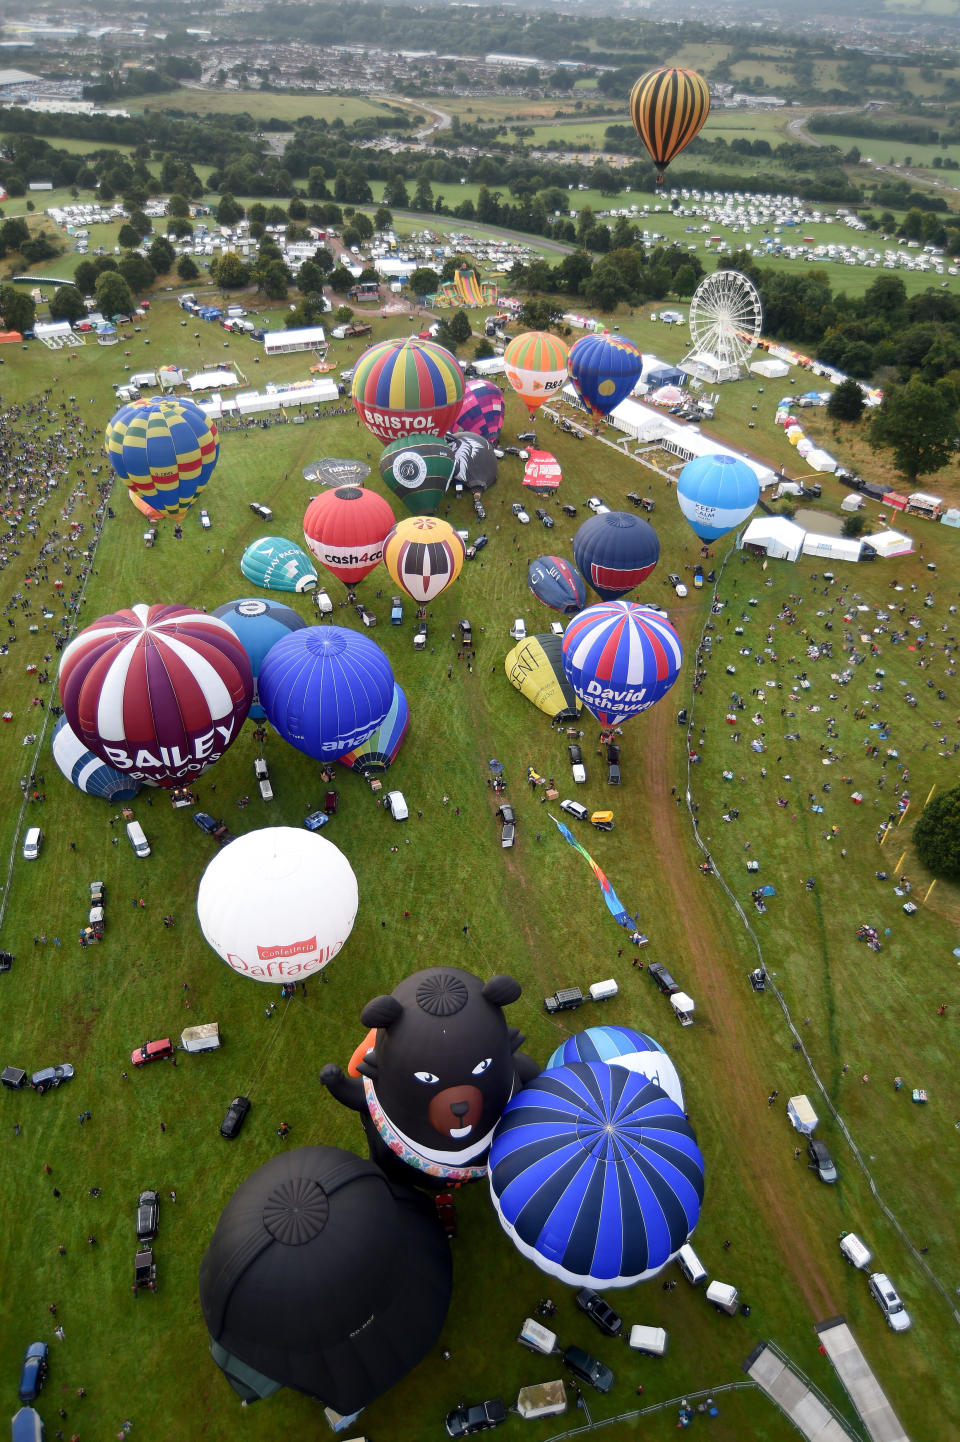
top-left (687, 270), bottom-right (763, 373)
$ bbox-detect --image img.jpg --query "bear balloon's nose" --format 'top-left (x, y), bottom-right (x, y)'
top-left (450, 1100), bottom-right (470, 1119)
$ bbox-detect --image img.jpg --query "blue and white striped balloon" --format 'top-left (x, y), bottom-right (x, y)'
top-left (561, 600), bottom-right (683, 726)
top-left (51, 714), bottom-right (143, 801)
top-left (676, 453), bottom-right (759, 542)
top-left (546, 1026), bottom-right (684, 1110)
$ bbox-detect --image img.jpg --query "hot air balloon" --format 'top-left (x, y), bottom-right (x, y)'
top-left (303, 457), bottom-right (371, 488)
top-left (58, 604), bottom-right (253, 787)
top-left (351, 337), bottom-right (464, 443)
top-left (105, 396), bottom-right (219, 520)
top-left (337, 683), bottom-right (409, 776)
top-left (546, 1026), bottom-right (684, 1111)
top-left (241, 537), bottom-right (318, 594)
top-left (197, 826), bottom-right (358, 982)
top-left (258, 626), bottom-right (394, 762)
top-left (503, 332), bottom-right (569, 417)
top-left (383, 516), bottom-right (465, 604)
top-left (505, 633), bottom-right (581, 722)
top-left (199, 1146), bottom-right (452, 1410)
top-left (527, 557), bottom-right (585, 616)
top-left (51, 715), bottom-right (143, 802)
top-left (302, 485), bottom-right (395, 584)
top-left (455, 379), bottom-right (505, 443)
top-left (447, 430), bottom-right (498, 493)
top-left (489, 1063), bottom-right (704, 1288)
top-left (568, 332), bottom-right (644, 421)
top-left (212, 598), bottom-right (306, 721)
top-left (522, 449), bottom-right (562, 496)
top-left (629, 66), bottom-right (710, 182)
top-left (378, 438), bottom-right (453, 516)
top-left (676, 453), bottom-right (759, 543)
top-left (561, 600), bottom-right (682, 726)
top-left (573, 511), bottom-right (660, 601)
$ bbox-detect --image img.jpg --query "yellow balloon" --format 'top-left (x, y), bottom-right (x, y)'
top-left (383, 515), bottom-right (465, 604)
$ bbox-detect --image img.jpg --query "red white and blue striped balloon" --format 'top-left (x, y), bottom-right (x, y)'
top-left (561, 600), bottom-right (682, 726)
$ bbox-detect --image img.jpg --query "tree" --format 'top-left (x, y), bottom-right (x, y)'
top-left (177, 254), bottom-right (199, 281)
top-left (119, 253), bottom-right (156, 294)
top-left (412, 176), bottom-right (434, 211)
top-left (433, 318), bottom-right (458, 352)
top-left (211, 252), bottom-right (250, 289)
top-left (74, 259), bottom-right (99, 295)
top-left (49, 285), bottom-right (86, 324)
top-left (94, 271), bottom-right (135, 317)
top-left (168, 192), bottom-right (190, 218)
top-left (216, 193), bottom-right (244, 226)
top-left (383, 174), bottom-right (409, 209)
top-left (0, 284), bottom-right (35, 334)
top-left (672, 264), bottom-right (698, 299)
top-left (518, 298), bottom-right (561, 331)
top-left (448, 309), bottom-right (472, 344)
top-left (262, 260), bottom-right (289, 301)
top-left (297, 260), bottom-right (324, 296)
top-left (328, 264), bottom-right (354, 295)
top-left (841, 512), bottom-right (866, 537)
top-left (332, 304), bottom-right (354, 325)
top-left (408, 266), bottom-right (439, 297)
top-left (373, 206), bottom-right (393, 232)
top-left (353, 211), bottom-right (374, 241)
top-left (828, 377), bottom-right (865, 422)
top-left (288, 196), bottom-right (307, 220)
top-left (0, 216), bottom-right (29, 256)
top-left (913, 784), bottom-right (960, 881)
top-left (869, 377), bottom-right (959, 480)
top-left (148, 236), bottom-right (175, 274)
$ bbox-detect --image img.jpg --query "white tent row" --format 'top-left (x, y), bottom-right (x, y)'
top-left (194, 378), bottom-right (338, 420)
top-left (597, 387), bottom-right (777, 489)
top-left (741, 516), bottom-right (805, 561)
top-left (34, 320), bottom-right (74, 340)
top-left (263, 325), bottom-right (326, 357)
top-left (805, 447), bottom-right (837, 473)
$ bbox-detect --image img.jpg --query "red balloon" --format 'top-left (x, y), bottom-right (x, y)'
top-left (303, 485), bottom-right (396, 586)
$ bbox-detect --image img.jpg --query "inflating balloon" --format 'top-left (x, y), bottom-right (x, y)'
top-left (447, 430), bottom-right (498, 493)
top-left (241, 537), bottom-right (318, 594)
top-left (351, 337), bottom-right (464, 443)
top-left (105, 396), bottom-right (219, 521)
top-left (629, 66), bottom-right (710, 181)
top-left (562, 600), bottom-right (682, 726)
top-left (212, 598), bottom-right (306, 721)
top-left (522, 449), bottom-right (561, 496)
top-left (503, 332), bottom-right (569, 416)
top-left (303, 485), bottom-right (395, 584)
top-left (58, 604), bottom-right (252, 787)
top-left (383, 515), bottom-right (465, 604)
top-left (568, 332), bottom-right (644, 421)
top-left (338, 684), bottom-right (409, 776)
top-left (505, 633), bottom-right (581, 722)
top-left (676, 453), bottom-right (759, 542)
top-left (546, 1026), bottom-right (684, 1110)
top-left (258, 626), bottom-right (394, 762)
top-left (455, 378), bottom-right (505, 443)
top-left (527, 557), bottom-right (585, 616)
top-left (379, 438), bottom-right (453, 516)
top-left (573, 511), bottom-right (660, 601)
top-left (51, 715), bottom-right (143, 802)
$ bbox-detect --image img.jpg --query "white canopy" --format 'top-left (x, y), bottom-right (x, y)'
top-left (741, 516), bottom-right (805, 562)
top-left (750, 358), bottom-right (790, 379)
top-left (864, 528), bottom-right (913, 557)
top-left (188, 369), bottom-right (238, 392)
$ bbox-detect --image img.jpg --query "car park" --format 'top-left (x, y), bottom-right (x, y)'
top-left (562, 1344), bottom-right (615, 1393)
top-left (136, 1189), bottom-right (159, 1241)
top-left (868, 1273), bottom-right (911, 1331)
top-left (131, 1038), bottom-right (174, 1067)
top-left (17, 1342), bottom-right (48, 1404)
top-left (559, 799), bottom-right (589, 822)
top-left (199, 509), bottom-right (211, 530)
top-left (31, 1064), bottom-right (74, 1094)
top-left (248, 502), bottom-right (273, 520)
top-left (497, 803), bottom-right (515, 849)
top-left (807, 1136), bottom-right (838, 1184)
top-left (575, 1288), bottom-right (623, 1337)
top-left (220, 1095), bottom-right (251, 1139)
top-left (444, 1398), bottom-right (507, 1436)
top-left (535, 508), bottom-right (555, 528)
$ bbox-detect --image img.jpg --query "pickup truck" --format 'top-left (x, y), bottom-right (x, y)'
top-left (544, 987), bottom-right (584, 1014)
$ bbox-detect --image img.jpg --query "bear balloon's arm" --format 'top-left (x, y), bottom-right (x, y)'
top-left (318, 1064), bottom-right (367, 1112)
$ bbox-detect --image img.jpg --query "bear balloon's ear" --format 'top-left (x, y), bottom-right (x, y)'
top-left (482, 974), bottom-right (522, 1008)
top-left (361, 994), bottom-right (404, 1030)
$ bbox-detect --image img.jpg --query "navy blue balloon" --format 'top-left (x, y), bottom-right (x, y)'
top-left (213, 598), bottom-right (307, 721)
top-left (258, 626), bottom-right (395, 762)
top-left (573, 512), bottom-right (660, 602)
top-left (51, 714), bottom-right (142, 801)
top-left (527, 556), bottom-right (586, 616)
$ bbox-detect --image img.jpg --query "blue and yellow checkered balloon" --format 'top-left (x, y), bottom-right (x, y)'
top-left (105, 397), bottom-right (219, 520)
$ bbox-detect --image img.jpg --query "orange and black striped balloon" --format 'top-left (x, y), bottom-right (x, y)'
top-left (629, 66), bottom-right (710, 179)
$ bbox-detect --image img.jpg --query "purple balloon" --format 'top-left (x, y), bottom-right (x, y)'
top-left (454, 379), bottom-right (505, 443)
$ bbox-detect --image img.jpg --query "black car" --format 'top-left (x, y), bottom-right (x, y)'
top-left (563, 1344), bottom-right (615, 1393)
top-left (136, 1189), bottom-right (159, 1241)
top-left (535, 508), bottom-right (555, 529)
top-left (808, 1136), bottom-right (838, 1184)
top-left (31, 1064), bottom-right (74, 1094)
top-left (193, 811), bottom-right (219, 834)
top-left (248, 502), bottom-right (272, 521)
top-left (444, 1398), bottom-right (507, 1437)
top-left (576, 1287), bottom-right (623, 1337)
top-left (648, 962), bottom-right (679, 996)
top-left (517, 430), bottom-right (537, 444)
top-left (561, 504), bottom-right (578, 518)
top-left (568, 743), bottom-right (583, 765)
top-left (220, 1095), bottom-right (251, 1139)
top-left (607, 762), bottom-right (621, 785)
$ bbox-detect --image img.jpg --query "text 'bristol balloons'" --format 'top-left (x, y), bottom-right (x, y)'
top-left (241, 537), bottom-right (318, 594)
top-left (455, 378), bottom-right (505, 443)
top-left (105, 396), bottom-right (218, 521)
top-left (58, 604), bottom-right (252, 787)
top-left (505, 633), bottom-right (581, 723)
top-left (303, 485), bottom-right (396, 584)
top-left (338, 683), bottom-right (409, 776)
top-left (212, 598), bottom-right (306, 722)
top-left (351, 337), bottom-right (464, 443)
top-left (527, 556), bottom-right (586, 616)
top-left (504, 331), bottom-right (569, 416)
top-left (676, 453), bottom-right (760, 543)
top-left (573, 511), bottom-right (660, 602)
top-left (51, 714), bottom-right (143, 802)
top-left (197, 827), bottom-right (358, 982)
top-left (489, 1063), bottom-right (704, 1288)
top-left (258, 626), bottom-right (394, 762)
top-left (379, 438), bottom-right (453, 516)
top-left (568, 332), bottom-right (644, 421)
top-left (562, 600), bottom-right (683, 726)
top-left (546, 1026), bottom-right (684, 1111)
top-left (383, 515), bottom-right (465, 604)
top-left (629, 66), bottom-right (710, 181)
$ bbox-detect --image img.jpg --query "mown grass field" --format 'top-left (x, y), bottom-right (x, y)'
top-left (138, 88), bottom-right (417, 127)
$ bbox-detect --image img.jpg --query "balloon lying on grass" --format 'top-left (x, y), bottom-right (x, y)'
top-left (105, 396), bottom-right (218, 521)
top-left (258, 626), bottom-right (394, 762)
top-left (676, 453), bottom-right (760, 543)
top-left (522, 450), bottom-right (562, 496)
top-left (58, 603), bottom-right (252, 787)
top-left (568, 332), bottom-right (644, 421)
top-left (503, 331), bottom-right (569, 416)
top-left (196, 826), bottom-right (358, 982)
top-left (573, 511), bottom-right (660, 602)
top-left (379, 437), bottom-right (453, 516)
top-left (241, 537), bottom-right (317, 594)
top-left (303, 484), bottom-right (395, 584)
top-left (505, 632), bottom-right (581, 722)
top-left (546, 1026), bottom-right (684, 1110)
top-left (51, 714), bottom-right (143, 802)
top-left (337, 683), bottom-right (409, 776)
top-left (527, 556), bottom-right (585, 616)
top-left (351, 336), bottom-right (464, 443)
top-left (447, 430), bottom-right (498, 493)
top-left (212, 598), bottom-right (306, 721)
top-left (561, 600), bottom-right (683, 726)
top-left (382, 515), bottom-right (465, 604)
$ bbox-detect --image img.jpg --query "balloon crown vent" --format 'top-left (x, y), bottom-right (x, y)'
top-left (416, 971), bottom-right (469, 1017)
top-left (262, 1177), bottom-right (329, 1244)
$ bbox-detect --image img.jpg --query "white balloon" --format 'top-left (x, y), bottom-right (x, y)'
top-left (196, 827), bottom-right (358, 983)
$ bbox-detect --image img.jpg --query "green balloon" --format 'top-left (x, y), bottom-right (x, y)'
top-left (379, 438), bottom-right (454, 516)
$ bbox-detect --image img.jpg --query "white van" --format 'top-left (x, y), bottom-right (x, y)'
top-left (315, 590), bottom-right (333, 616)
top-left (259, 779), bottom-right (273, 802)
top-left (628, 1324), bottom-right (668, 1356)
top-left (839, 1232), bottom-right (872, 1270)
top-left (180, 1022), bottom-right (221, 1054)
top-left (518, 1317), bottom-right (557, 1355)
top-left (705, 1280), bottom-right (739, 1315)
top-left (22, 827), bottom-right (43, 861)
top-left (787, 1094), bottom-right (818, 1134)
top-left (385, 790), bottom-right (409, 821)
top-left (589, 978), bottom-right (619, 1002)
top-left (677, 1243), bottom-right (707, 1286)
top-left (126, 820), bottom-right (151, 858)
top-left (509, 618), bottom-right (527, 641)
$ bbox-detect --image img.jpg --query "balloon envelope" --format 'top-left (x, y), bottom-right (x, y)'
top-left (303, 457), bottom-right (370, 487)
top-left (197, 826), bottom-right (358, 981)
top-left (212, 598), bottom-right (306, 721)
top-left (676, 453), bottom-right (760, 542)
top-left (455, 379), bottom-right (505, 443)
top-left (383, 515), bottom-right (465, 604)
top-left (241, 537), bottom-right (317, 594)
top-left (447, 430), bottom-right (498, 493)
top-left (303, 485), bottom-right (395, 583)
top-left (573, 511), bottom-right (660, 601)
top-left (629, 66), bottom-right (710, 177)
top-left (568, 333), bottom-right (644, 420)
top-left (258, 626), bottom-right (394, 762)
top-left (546, 1026), bottom-right (684, 1111)
top-left (338, 683), bottom-right (409, 775)
top-left (489, 1063), bottom-right (704, 1288)
top-left (522, 450), bottom-right (561, 495)
top-left (505, 633), bottom-right (581, 722)
top-left (527, 556), bottom-right (585, 616)
top-left (58, 603), bottom-right (252, 787)
top-left (51, 714), bottom-right (143, 802)
top-left (504, 332), bottom-right (569, 416)
top-left (379, 438), bottom-right (453, 516)
top-left (351, 337), bottom-right (464, 443)
top-left (562, 600), bottom-right (683, 726)
top-left (105, 396), bottom-right (218, 520)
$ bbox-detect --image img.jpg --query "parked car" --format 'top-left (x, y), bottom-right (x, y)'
top-left (17, 1342), bottom-right (48, 1404)
top-left (535, 508), bottom-right (555, 528)
top-left (559, 798), bottom-right (589, 822)
top-left (473, 533), bottom-right (488, 551)
top-left (199, 509), bottom-right (211, 530)
top-left (459, 618), bottom-right (473, 645)
top-left (668, 572), bottom-right (687, 597)
top-left (515, 508), bottom-right (530, 525)
top-left (497, 803), bottom-right (515, 849)
top-left (31, 1064), bottom-right (74, 1094)
top-left (131, 1038), bottom-right (174, 1067)
top-left (587, 496), bottom-right (606, 513)
top-left (304, 810), bottom-right (330, 831)
top-left (563, 1344), bottom-right (615, 1393)
top-left (22, 827), bottom-right (43, 861)
top-left (89, 879), bottom-right (105, 904)
top-left (576, 1288), bottom-right (623, 1337)
top-left (444, 1398), bottom-right (507, 1437)
top-left (136, 1189), bottom-right (159, 1241)
top-left (248, 502), bottom-right (272, 520)
top-left (193, 811), bottom-right (219, 834)
top-left (607, 762), bottom-right (621, 785)
top-left (868, 1273), bottom-right (911, 1331)
top-left (648, 962), bottom-right (679, 996)
top-left (561, 503), bottom-right (578, 517)
top-left (807, 1136), bottom-right (838, 1184)
top-left (385, 790), bottom-right (409, 821)
top-left (220, 1095), bottom-right (251, 1139)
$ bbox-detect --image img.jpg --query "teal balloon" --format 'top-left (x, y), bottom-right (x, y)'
top-left (241, 537), bottom-right (318, 594)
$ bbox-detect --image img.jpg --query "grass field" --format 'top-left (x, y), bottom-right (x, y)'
top-left (137, 87), bottom-right (419, 127)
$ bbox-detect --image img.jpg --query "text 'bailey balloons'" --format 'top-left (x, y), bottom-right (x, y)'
top-left (303, 485), bottom-right (396, 584)
top-left (489, 1063), bottom-right (704, 1288)
top-left (258, 626), bottom-right (394, 763)
top-left (568, 332), bottom-right (644, 421)
top-left (197, 827), bottom-right (358, 982)
top-left (58, 604), bottom-right (253, 787)
top-left (379, 438), bottom-right (453, 516)
top-left (351, 336), bottom-right (464, 443)
top-left (629, 66), bottom-right (710, 181)
top-left (562, 600), bottom-right (683, 727)
top-left (527, 556), bottom-right (585, 616)
top-left (241, 537), bottom-right (318, 594)
top-left (573, 511), bottom-right (660, 602)
top-left (504, 332), bottom-right (569, 416)
top-left (505, 633), bottom-right (581, 723)
top-left (199, 1146), bottom-right (452, 1412)
top-left (676, 453), bottom-right (760, 543)
top-left (522, 450), bottom-right (562, 496)
top-left (546, 1026), bottom-right (684, 1111)
top-left (338, 683), bottom-right (409, 777)
top-left (448, 430), bottom-right (498, 493)
top-left (383, 515), bottom-right (465, 605)
top-left (105, 396), bottom-right (219, 521)
top-left (51, 714), bottom-right (143, 802)
top-left (212, 598), bottom-right (306, 721)
top-left (455, 378), bottom-right (505, 443)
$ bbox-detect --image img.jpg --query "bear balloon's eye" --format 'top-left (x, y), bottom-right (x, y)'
top-left (471, 1058), bottom-right (493, 1076)
top-left (414, 1070), bottom-right (440, 1085)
